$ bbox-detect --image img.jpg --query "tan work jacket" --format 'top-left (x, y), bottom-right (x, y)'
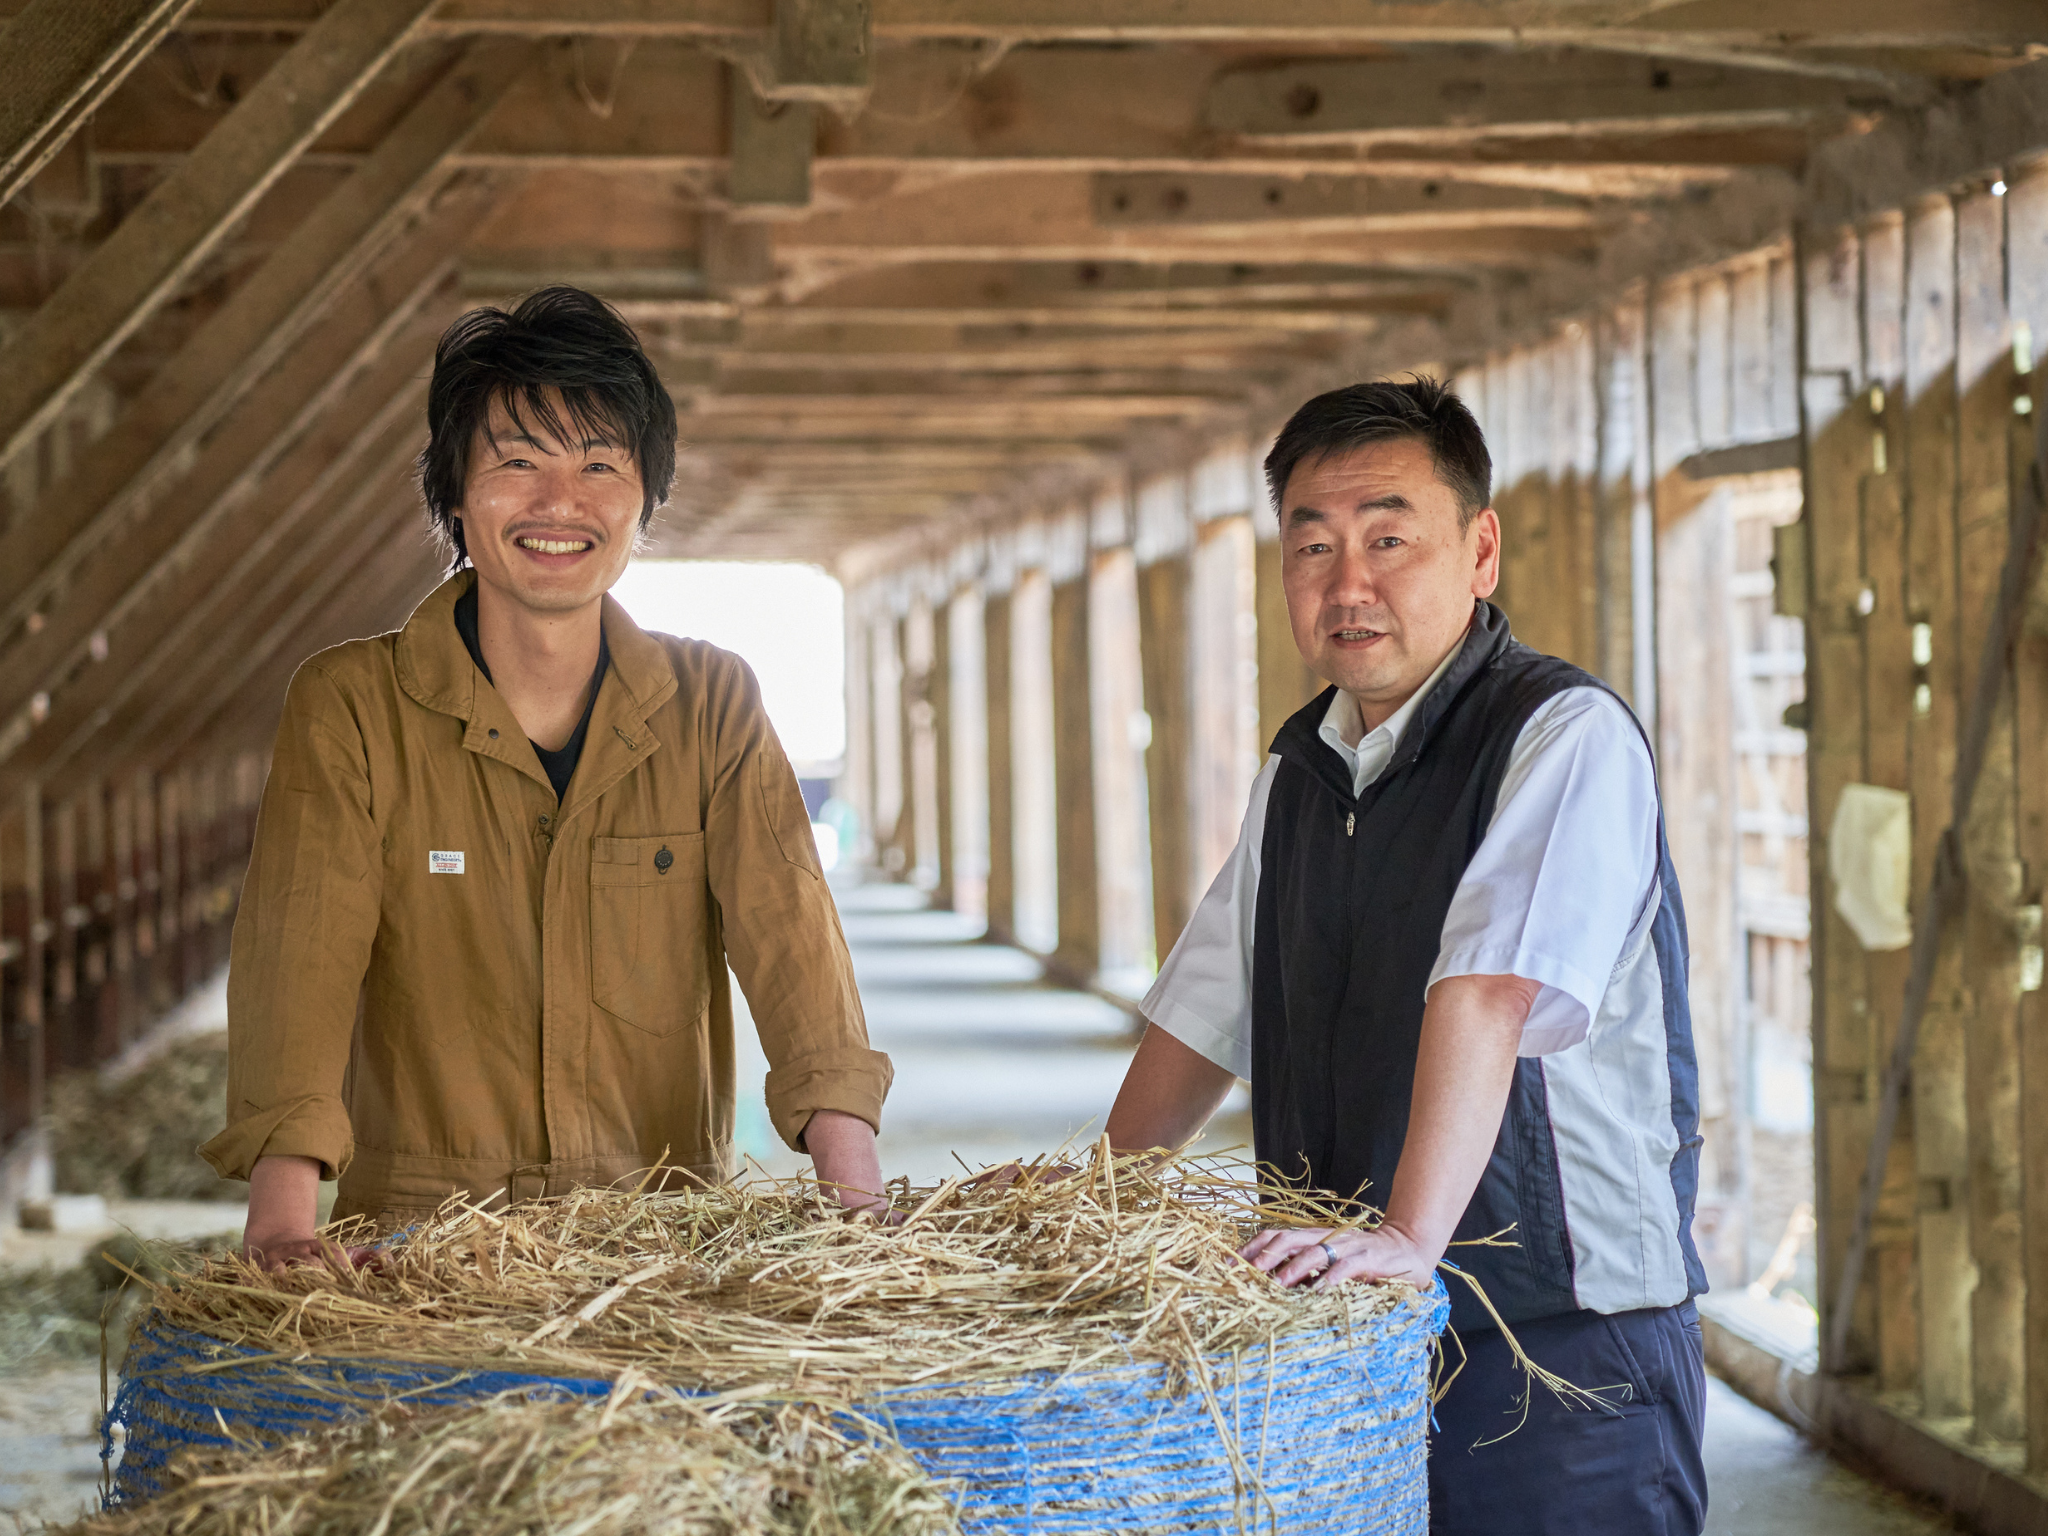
top-left (199, 573), bottom-right (889, 1222)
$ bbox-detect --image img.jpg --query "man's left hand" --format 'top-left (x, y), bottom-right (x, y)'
top-left (1240, 1223), bottom-right (1439, 1290)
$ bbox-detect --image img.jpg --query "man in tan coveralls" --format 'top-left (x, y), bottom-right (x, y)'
top-left (201, 287), bottom-right (893, 1264)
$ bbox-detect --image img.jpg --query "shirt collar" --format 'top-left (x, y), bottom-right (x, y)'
top-left (396, 569), bottom-right (678, 727)
top-left (1317, 629), bottom-right (1469, 786)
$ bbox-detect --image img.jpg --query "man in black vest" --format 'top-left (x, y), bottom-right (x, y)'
top-left (1104, 379), bottom-right (1708, 1534)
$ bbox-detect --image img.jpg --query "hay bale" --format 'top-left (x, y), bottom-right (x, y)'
top-left (49, 1032), bottom-right (237, 1202)
top-left (71, 1391), bottom-right (960, 1536)
top-left (107, 1155), bottom-right (1449, 1533)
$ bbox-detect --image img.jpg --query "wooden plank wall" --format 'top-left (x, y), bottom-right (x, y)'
top-left (1787, 165), bottom-right (2048, 1462)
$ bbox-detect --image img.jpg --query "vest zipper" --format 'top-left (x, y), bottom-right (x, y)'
top-left (1346, 811), bottom-right (1355, 837)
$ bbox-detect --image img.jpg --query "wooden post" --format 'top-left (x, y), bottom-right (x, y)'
top-left (2011, 158), bottom-right (2048, 1476)
top-left (1190, 515), bottom-right (1259, 890)
top-left (1902, 195), bottom-right (1973, 1420)
top-left (20, 783), bottom-right (45, 1153)
top-left (1253, 526), bottom-right (1318, 752)
top-left (1803, 224), bottom-right (1882, 1374)
top-left (1138, 552), bottom-right (1194, 958)
top-left (896, 613), bottom-right (924, 882)
top-left (1009, 570), bottom-right (1059, 956)
top-left (1595, 295), bottom-right (1649, 700)
top-left (983, 588), bottom-right (1016, 944)
top-left (869, 614), bottom-right (904, 878)
top-left (946, 586), bottom-right (989, 921)
top-left (1088, 548), bottom-right (1149, 979)
top-left (1955, 185), bottom-right (2026, 1445)
top-left (928, 596), bottom-right (955, 909)
top-left (840, 594), bottom-right (874, 865)
top-left (109, 775), bottom-right (135, 1046)
top-left (728, 66), bottom-right (813, 210)
top-left (1858, 211), bottom-right (1924, 1395)
top-left (1050, 573), bottom-right (1099, 984)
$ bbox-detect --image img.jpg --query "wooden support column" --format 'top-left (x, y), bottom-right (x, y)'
top-left (982, 588), bottom-right (1016, 944)
top-left (2012, 159), bottom-right (2048, 1476)
top-left (50, 795), bottom-right (77, 1071)
top-left (895, 614), bottom-right (923, 881)
top-left (1050, 573), bottom-right (1099, 983)
top-left (1253, 524), bottom-right (1318, 752)
top-left (1902, 195), bottom-right (1973, 1422)
top-left (928, 598), bottom-right (955, 908)
top-left (1009, 571), bottom-right (1058, 955)
top-left (0, 0), bottom-right (441, 470)
top-left (0, 0), bottom-right (200, 208)
top-left (869, 615), bottom-right (905, 878)
top-left (1955, 185), bottom-right (2025, 1446)
top-left (1595, 294), bottom-right (1650, 701)
top-left (1138, 551), bottom-right (1194, 959)
top-left (945, 587), bottom-right (989, 922)
top-left (108, 776), bottom-right (136, 1048)
top-left (1858, 212), bottom-right (1923, 1395)
top-left (19, 784), bottom-right (45, 1149)
top-left (1804, 224), bottom-right (1881, 1375)
top-left (0, 40), bottom-right (535, 645)
top-left (839, 597), bottom-right (874, 865)
top-left (1089, 548), bottom-right (1149, 980)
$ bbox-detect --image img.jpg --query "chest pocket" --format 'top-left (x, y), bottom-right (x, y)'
top-left (590, 832), bottom-right (708, 1038)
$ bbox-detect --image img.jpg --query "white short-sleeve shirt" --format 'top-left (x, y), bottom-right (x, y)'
top-left (1141, 645), bottom-right (1662, 1079)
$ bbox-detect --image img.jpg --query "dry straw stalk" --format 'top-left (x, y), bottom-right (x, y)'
top-left (68, 1385), bottom-right (963, 1536)
top-left (139, 1150), bottom-right (1425, 1401)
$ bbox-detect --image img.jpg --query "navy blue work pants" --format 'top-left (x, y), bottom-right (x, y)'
top-left (1427, 1301), bottom-right (1707, 1535)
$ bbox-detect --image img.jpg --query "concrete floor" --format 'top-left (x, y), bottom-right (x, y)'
top-left (0, 878), bottom-right (1959, 1531)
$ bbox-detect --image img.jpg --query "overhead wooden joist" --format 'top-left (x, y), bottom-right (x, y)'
top-left (0, 0), bottom-right (443, 470)
top-left (0, 0), bottom-right (203, 207)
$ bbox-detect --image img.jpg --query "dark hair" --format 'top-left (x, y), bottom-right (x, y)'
top-left (418, 285), bottom-right (677, 571)
top-left (1263, 376), bottom-right (1492, 528)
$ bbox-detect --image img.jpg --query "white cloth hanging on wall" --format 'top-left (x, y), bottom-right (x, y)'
top-left (1829, 783), bottom-right (1913, 951)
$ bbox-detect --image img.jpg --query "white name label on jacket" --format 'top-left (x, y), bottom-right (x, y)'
top-left (429, 850), bottom-right (465, 874)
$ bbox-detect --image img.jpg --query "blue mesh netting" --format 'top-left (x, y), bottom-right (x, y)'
top-left (106, 1280), bottom-right (1449, 1534)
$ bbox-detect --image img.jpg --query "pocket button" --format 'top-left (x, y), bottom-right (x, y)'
top-left (655, 845), bottom-right (674, 874)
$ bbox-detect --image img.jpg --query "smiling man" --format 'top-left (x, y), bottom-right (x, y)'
top-left (1103, 379), bottom-right (1708, 1533)
top-left (201, 287), bottom-right (892, 1258)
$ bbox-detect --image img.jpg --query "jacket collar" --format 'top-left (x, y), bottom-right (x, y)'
top-left (1271, 599), bottom-right (1514, 804)
top-left (396, 570), bottom-right (680, 806)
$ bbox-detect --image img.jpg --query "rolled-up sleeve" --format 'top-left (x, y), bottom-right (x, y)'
top-left (1426, 687), bottom-right (1660, 1056)
top-left (198, 664), bottom-right (384, 1181)
top-left (702, 655), bottom-right (891, 1148)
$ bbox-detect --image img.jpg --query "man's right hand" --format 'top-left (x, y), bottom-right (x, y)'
top-left (243, 1153), bottom-right (375, 1272)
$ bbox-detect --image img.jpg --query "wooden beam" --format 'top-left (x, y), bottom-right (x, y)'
top-left (37, 0), bottom-right (2048, 52)
top-left (0, 186), bottom-right (496, 758)
top-left (1049, 572), bottom-right (1098, 983)
top-left (729, 66), bottom-right (814, 209)
top-left (0, 0), bottom-right (443, 471)
top-left (0, 43), bottom-right (533, 644)
top-left (8, 360), bottom-right (433, 786)
top-left (1092, 170), bottom-right (1595, 230)
top-left (1206, 52), bottom-right (1892, 143)
top-left (70, 443), bottom-right (430, 788)
top-left (0, 0), bottom-right (201, 207)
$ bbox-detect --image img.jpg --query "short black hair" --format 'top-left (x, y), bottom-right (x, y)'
top-left (1263, 376), bottom-right (1492, 528)
top-left (418, 285), bottom-right (677, 571)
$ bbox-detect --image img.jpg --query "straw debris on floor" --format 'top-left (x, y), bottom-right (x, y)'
top-left (69, 1388), bottom-right (962, 1536)
top-left (136, 1152), bottom-right (1422, 1400)
top-left (49, 1032), bottom-right (239, 1203)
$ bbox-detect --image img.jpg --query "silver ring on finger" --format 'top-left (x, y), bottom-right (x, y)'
top-left (1317, 1241), bottom-right (1338, 1271)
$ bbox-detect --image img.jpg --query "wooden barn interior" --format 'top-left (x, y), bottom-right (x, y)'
top-left (0, 2), bottom-right (2047, 1528)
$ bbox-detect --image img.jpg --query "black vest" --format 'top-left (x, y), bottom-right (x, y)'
top-left (1250, 602), bottom-right (1701, 1331)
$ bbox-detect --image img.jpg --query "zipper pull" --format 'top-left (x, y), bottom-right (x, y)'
top-left (1346, 811), bottom-right (1355, 838)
